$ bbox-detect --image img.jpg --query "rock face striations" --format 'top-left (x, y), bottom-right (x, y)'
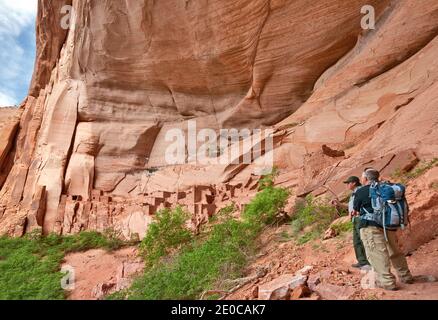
top-left (1, 0), bottom-right (437, 245)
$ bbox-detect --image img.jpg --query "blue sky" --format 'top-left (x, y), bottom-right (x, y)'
top-left (0, 0), bottom-right (37, 107)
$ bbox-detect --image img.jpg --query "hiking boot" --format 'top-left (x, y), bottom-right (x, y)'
top-left (351, 263), bottom-right (370, 269)
top-left (375, 281), bottom-right (398, 291)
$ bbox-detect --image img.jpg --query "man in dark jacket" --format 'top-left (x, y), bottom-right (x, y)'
top-left (353, 169), bottom-right (413, 291)
top-left (332, 176), bottom-right (370, 269)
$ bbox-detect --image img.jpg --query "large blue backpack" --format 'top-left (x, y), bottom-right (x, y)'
top-left (368, 182), bottom-right (409, 232)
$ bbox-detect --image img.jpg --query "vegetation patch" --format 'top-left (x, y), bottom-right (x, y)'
top-left (331, 221), bottom-right (353, 235)
top-left (406, 158), bottom-right (438, 179)
top-left (0, 231), bottom-right (126, 300)
top-left (297, 229), bottom-right (321, 245)
top-left (139, 206), bottom-right (193, 268)
top-left (290, 195), bottom-right (340, 245)
top-left (392, 158), bottom-right (438, 183)
top-left (111, 172), bottom-right (290, 300)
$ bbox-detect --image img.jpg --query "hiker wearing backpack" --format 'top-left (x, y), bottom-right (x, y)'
top-left (331, 176), bottom-right (370, 269)
top-left (352, 169), bottom-right (413, 291)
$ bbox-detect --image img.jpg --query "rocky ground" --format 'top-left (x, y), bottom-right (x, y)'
top-left (224, 225), bottom-right (438, 300)
top-left (61, 224), bottom-right (438, 301)
top-left (223, 172), bottom-right (438, 301)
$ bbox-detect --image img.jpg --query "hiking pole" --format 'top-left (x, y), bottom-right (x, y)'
top-left (322, 185), bottom-right (342, 217)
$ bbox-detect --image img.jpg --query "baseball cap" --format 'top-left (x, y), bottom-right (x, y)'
top-left (343, 176), bottom-right (360, 184)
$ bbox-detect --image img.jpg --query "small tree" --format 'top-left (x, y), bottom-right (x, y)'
top-left (140, 207), bottom-right (193, 268)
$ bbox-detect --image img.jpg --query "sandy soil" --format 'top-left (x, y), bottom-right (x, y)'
top-left (62, 247), bottom-right (143, 300)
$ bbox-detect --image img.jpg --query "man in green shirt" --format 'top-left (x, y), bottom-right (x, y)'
top-left (332, 176), bottom-right (370, 269)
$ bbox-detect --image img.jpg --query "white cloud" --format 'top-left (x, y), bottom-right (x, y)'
top-left (0, 0), bottom-right (37, 105)
top-left (1, 0), bottom-right (37, 15)
top-left (0, 90), bottom-right (17, 107)
top-left (0, 0), bottom-right (37, 37)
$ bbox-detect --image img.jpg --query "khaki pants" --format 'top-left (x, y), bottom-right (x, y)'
top-left (360, 226), bottom-right (412, 288)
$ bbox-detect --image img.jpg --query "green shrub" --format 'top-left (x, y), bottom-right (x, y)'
top-left (114, 173), bottom-right (290, 300)
top-left (391, 168), bottom-right (409, 185)
top-left (258, 167), bottom-right (278, 190)
top-left (331, 221), bottom-right (353, 235)
top-left (0, 231), bottom-right (126, 300)
top-left (297, 230), bottom-right (320, 245)
top-left (140, 207), bottom-right (193, 268)
top-left (243, 185), bottom-right (290, 227)
top-left (214, 204), bottom-right (236, 220)
top-left (277, 230), bottom-right (293, 243)
top-left (128, 215), bottom-right (254, 300)
top-left (59, 230), bottom-right (125, 252)
top-left (291, 195), bottom-right (338, 244)
top-left (196, 204), bottom-right (237, 240)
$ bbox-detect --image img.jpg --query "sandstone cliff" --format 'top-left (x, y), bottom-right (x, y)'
top-left (0, 0), bottom-right (437, 250)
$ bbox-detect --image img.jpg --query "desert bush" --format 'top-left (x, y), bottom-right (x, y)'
top-left (243, 184), bottom-right (290, 227)
top-left (291, 195), bottom-right (339, 244)
top-left (127, 214), bottom-right (254, 299)
top-left (331, 221), bottom-right (354, 234)
top-left (139, 207), bottom-right (193, 268)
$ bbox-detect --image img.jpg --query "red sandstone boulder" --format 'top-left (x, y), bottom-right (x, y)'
top-left (258, 274), bottom-right (307, 300)
top-left (314, 283), bottom-right (356, 300)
